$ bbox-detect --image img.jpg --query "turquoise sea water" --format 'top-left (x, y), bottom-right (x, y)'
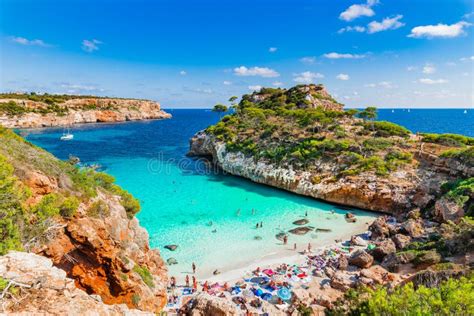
top-left (20, 109), bottom-right (472, 277)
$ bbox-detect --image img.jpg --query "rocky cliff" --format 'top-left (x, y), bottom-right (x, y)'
top-left (0, 95), bottom-right (171, 128)
top-left (189, 85), bottom-right (473, 215)
top-left (0, 127), bottom-right (167, 313)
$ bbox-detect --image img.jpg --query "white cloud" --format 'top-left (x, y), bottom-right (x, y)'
top-left (299, 56), bottom-right (316, 64)
top-left (336, 73), bottom-right (350, 80)
top-left (324, 52), bottom-right (366, 59)
top-left (339, 0), bottom-right (378, 21)
top-left (179, 70), bottom-right (187, 75)
top-left (233, 66), bottom-right (280, 78)
top-left (367, 15), bottom-right (404, 33)
top-left (338, 26), bottom-right (366, 33)
top-left (82, 39), bottom-right (102, 52)
top-left (408, 21), bottom-right (471, 39)
top-left (293, 71), bottom-right (324, 83)
top-left (183, 87), bottom-right (214, 94)
top-left (407, 66), bottom-right (417, 71)
top-left (272, 81), bottom-right (284, 86)
top-left (10, 36), bottom-right (50, 47)
top-left (463, 12), bottom-right (474, 19)
top-left (248, 85), bottom-right (262, 91)
top-left (269, 47), bottom-right (278, 53)
top-left (418, 78), bottom-right (448, 85)
top-left (365, 81), bottom-right (395, 88)
top-left (460, 56), bottom-right (474, 61)
top-left (422, 64), bottom-right (436, 74)
top-left (60, 83), bottom-right (105, 94)
top-left (223, 81), bottom-right (232, 85)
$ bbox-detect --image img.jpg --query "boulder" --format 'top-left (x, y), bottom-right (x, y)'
top-left (413, 250), bottom-right (441, 269)
top-left (338, 255), bottom-right (349, 271)
top-left (359, 265), bottom-right (391, 285)
top-left (289, 226), bottom-right (313, 235)
top-left (186, 292), bottom-right (239, 316)
top-left (350, 235), bottom-right (368, 247)
top-left (369, 217), bottom-right (390, 239)
top-left (372, 239), bottom-right (396, 261)
top-left (401, 219), bottom-right (424, 238)
top-left (164, 245), bottom-right (178, 251)
top-left (434, 198), bottom-right (464, 223)
top-left (407, 264), bottom-right (468, 289)
top-left (330, 271), bottom-right (356, 292)
top-left (349, 250), bottom-right (374, 268)
top-left (381, 251), bottom-right (417, 272)
top-left (293, 219), bottom-right (309, 225)
top-left (392, 234), bottom-right (411, 250)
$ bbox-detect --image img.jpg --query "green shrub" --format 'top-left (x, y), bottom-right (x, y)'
top-left (0, 155), bottom-right (24, 255)
top-left (421, 133), bottom-right (474, 147)
top-left (441, 178), bottom-right (473, 208)
top-left (440, 147), bottom-right (474, 165)
top-left (131, 293), bottom-right (141, 306)
top-left (329, 274), bottom-right (474, 315)
top-left (0, 101), bottom-right (27, 116)
top-left (370, 121), bottom-right (411, 137)
top-left (33, 193), bottom-right (61, 221)
top-left (87, 200), bottom-right (110, 218)
top-left (59, 196), bottom-right (79, 217)
top-left (133, 265), bottom-right (154, 288)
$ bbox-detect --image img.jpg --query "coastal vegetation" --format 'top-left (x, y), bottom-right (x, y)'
top-left (0, 126), bottom-right (140, 255)
top-left (330, 273), bottom-right (473, 315)
top-left (203, 85), bottom-right (472, 181)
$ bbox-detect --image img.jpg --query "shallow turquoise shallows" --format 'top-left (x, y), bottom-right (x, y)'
top-left (20, 110), bottom-right (387, 277)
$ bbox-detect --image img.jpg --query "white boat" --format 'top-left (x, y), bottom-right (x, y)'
top-left (60, 127), bottom-right (74, 141)
top-left (464, 110), bottom-right (468, 114)
top-left (407, 109), bottom-right (410, 113)
top-left (60, 133), bottom-right (74, 141)
top-left (391, 109), bottom-right (395, 113)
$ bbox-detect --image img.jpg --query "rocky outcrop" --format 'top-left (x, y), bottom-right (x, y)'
top-left (0, 97), bottom-right (171, 128)
top-left (185, 293), bottom-right (240, 316)
top-left (0, 252), bottom-right (151, 315)
top-left (188, 132), bottom-right (472, 214)
top-left (36, 191), bottom-right (168, 312)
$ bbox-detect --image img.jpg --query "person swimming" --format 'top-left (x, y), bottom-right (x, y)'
top-left (192, 262), bottom-right (196, 274)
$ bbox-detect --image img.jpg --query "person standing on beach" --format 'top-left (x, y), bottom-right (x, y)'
top-left (192, 262), bottom-right (196, 274)
top-left (308, 243), bottom-right (312, 253)
top-left (170, 276), bottom-right (176, 288)
top-left (192, 276), bottom-right (197, 292)
top-left (185, 275), bottom-right (190, 287)
top-left (294, 243), bottom-right (297, 251)
top-left (283, 235), bottom-right (288, 245)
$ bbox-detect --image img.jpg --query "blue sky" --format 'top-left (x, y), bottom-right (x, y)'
top-left (1, 0), bottom-right (473, 108)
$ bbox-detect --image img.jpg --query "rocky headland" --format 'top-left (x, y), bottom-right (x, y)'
top-left (0, 126), bottom-right (168, 313)
top-left (0, 93), bottom-right (171, 128)
top-left (188, 84), bottom-right (473, 215)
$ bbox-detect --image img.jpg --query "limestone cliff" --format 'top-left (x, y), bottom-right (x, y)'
top-left (0, 96), bottom-right (171, 128)
top-left (189, 85), bottom-right (473, 214)
top-left (0, 127), bottom-right (167, 313)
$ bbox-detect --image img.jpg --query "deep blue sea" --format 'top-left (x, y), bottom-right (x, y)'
top-left (20, 108), bottom-right (473, 278)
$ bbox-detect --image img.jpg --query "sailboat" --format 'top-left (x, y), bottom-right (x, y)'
top-left (60, 126), bottom-right (74, 141)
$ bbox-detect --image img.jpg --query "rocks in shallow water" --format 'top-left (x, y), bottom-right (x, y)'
top-left (349, 250), bottom-right (374, 268)
top-left (293, 218), bottom-right (309, 225)
top-left (164, 244), bottom-right (178, 251)
top-left (167, 257), bottom-right (178, 265)
top-left (289, 226), bottom-right (313, 235)
top-left (345, 212), bottom-right (355, 219)
top-left (372, 239), bottom-right (396, 261)
top-left (275, 232), bottom-right (287, 241)
top-left (392, 233), bottom-right (411, 249)
top-left (315, 228), bottom-right (332, 232)
top-left (254, 236), bottom-right (262, 240)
